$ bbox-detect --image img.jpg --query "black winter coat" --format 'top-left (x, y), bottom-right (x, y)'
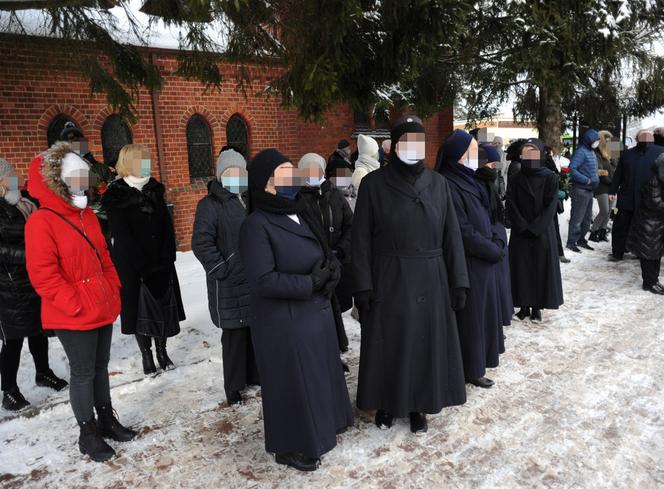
top-left (192, 180), bottom-right (252, 330)
top-left (0, 199), bottom-right (42, 340)
top-left (610, 144), bottom-right (664, 211)
top-left (239, 210), bottom-right (353, 459)
top-left (628, 164), bottom-right (664, 261)
top-left (507, 168), bottom-right (564, 309)
top-left (594, 152), bottom-right (617, 196)
top-left (102, 178), bottom-right (185, 335)
top-left (352, 163), bottom-right (469, 416)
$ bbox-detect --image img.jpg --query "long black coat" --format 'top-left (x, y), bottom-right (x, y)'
top-left (192, 180), bottom-right (251, 330)
top-left (628, 167), bottom-right (664, 260)
top-left (352, 164), bottom-right (468, 417)
top-left (102, 178), bottom-right (185, 335)
top-left (507, 168), bottom-right (564, 309)
top-left (443, 170), bottom-right (505, 380)
top-left (239, 210), bottom-right (353, 459)
top-left (610, 144), bottom-right (664, 211)
top-left (0, 200), bottom-right (42, 340)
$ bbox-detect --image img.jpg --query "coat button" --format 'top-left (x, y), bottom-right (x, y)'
top-left (417, 296), bottom-right (426, 303)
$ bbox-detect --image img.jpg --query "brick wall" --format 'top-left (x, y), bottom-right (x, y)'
top-left (0, 35), bottom-right (453, 250)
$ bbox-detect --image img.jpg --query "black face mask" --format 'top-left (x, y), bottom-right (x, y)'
top-left (522, 159), bottom-right (541, 169)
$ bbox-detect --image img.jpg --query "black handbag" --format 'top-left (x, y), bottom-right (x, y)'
top-left (136, 281), bottom-right (181, 338)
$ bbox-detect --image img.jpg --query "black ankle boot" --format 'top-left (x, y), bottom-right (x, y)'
top-left (515, 308), bottom-right (530, 321)
top-left (409, 412), bottom-right (428, 435)
top-left (588, 231), bottom-right (600, 243)
top-left (600, 229), bottom-right (609, 242)
top-left (136, 335), bottom-right (157, 375)
top-left (35, 370), bottom-right (68, 391)
top-left (155, 338), bottom-right (175, 371)
top-left (530, 309), bottom-right (542, 322)
top-left (2, 386), bottom-right (30, 411)
top-left (375, 409), bottom-right (394, 429)
top-left (275, 452), bottom-right (320, 471)
top-left (79, 417), bottom-right (115, 462)
top-left (96, 403), bottom-right (138, 442)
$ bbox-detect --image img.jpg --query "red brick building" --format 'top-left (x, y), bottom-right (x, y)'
top-left (0, 34), bottom-right (453, 250)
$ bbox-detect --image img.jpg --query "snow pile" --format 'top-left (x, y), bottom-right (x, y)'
top-left (1, 211), bottom-right (663, 488)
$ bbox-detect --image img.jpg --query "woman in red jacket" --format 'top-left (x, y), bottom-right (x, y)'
top-left (24, 142), bottom-right (137, 462)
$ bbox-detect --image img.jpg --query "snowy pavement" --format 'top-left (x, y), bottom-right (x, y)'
top-left (1, 222), bottom-right (663, 488)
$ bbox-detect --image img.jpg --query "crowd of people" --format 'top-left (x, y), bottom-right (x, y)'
top-left (0, 117), bottom-right (663, 471)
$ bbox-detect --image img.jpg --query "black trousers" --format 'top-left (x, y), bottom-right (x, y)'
top-left (55, 325), bottom-right (113, 424)
top-left (640, 258), bottom-right (662, 287)
top-left (1, 335), bottom-right (50, 391)
top-left (612, 209), bottom-right (634, 257)
top-left (221, 328), bottom-right (260, 400)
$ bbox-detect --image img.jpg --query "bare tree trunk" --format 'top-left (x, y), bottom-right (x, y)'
top-left (537, 85), bottom-right (563, 153)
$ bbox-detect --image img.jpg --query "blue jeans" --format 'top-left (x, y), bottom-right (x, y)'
top-left (567, 187), bottom-right (594, 247)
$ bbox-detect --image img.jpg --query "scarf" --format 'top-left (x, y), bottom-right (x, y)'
top-left (475, 167), bottom-right (504, 224)
top-left (520, 166), bottom-right (553, 178)
top-left (355, 153), bottom-right (380, 174)
top-left (123, 175), bottom-right (150, 192)
top-left (390, 152), bottom-right (425, 185)
top-left (15, 197), bottom-right (37, 221)
top-left (440, 157), bottom-right (490, 210)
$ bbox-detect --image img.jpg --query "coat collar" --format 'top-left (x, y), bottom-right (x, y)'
top-left (383, 163), bottom-right (434, 199)
top-left (444, 168), bottom-right (482, 200)
top-left (261, 211), bottom-right (317, 241)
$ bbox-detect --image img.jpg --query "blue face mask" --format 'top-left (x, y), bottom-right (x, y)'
top-left (275, 185), bottom-right (301, 201)
top-left (221, 176), bottom-right (248, 194)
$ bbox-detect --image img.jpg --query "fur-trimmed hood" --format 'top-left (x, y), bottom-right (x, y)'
top-left (27, 142), bottom-right (86, 214)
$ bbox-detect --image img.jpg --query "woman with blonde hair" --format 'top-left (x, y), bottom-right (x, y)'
top-left (589, 130), bottom-right (618, 242)
top-left (102, 144), bottom-right (185, 375)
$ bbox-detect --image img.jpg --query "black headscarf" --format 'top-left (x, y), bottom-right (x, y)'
top-left (389, 115), bottom-right (427, 184)
top-left (520, 138), bottom-right (552, 177)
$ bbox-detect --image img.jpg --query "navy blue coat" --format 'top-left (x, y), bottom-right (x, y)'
top-left (239, 210), bottom-right (353, 459)
top-left (610, 144), bottom-right (664, 211)
top-left (352, 164), bottom-right (469, 416)
top-left (443, 169), bottom-right (505, 380)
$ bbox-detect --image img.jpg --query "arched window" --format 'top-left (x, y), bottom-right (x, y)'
top-left (101, 114), bottom-right (133, 166)
top-left (225, 114), bottom-right (249, 158)
top-left (46, 114), bottom-right (75, 147)
top-left (186, 114), bottom-right (213, 179)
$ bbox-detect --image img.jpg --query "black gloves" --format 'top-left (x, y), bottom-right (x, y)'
top-left (310, 259), bottom-right (332, 293)
top-left (451, 288), bottom-right (467, 311)
top-left (354, 290), bottom-right (373, 324)
top-left (322, 259), bottom-right (342, 298)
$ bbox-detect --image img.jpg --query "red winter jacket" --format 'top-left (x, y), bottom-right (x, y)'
top-left (25, 145), bottom-right (121, 331)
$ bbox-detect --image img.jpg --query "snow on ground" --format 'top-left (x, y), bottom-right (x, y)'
top-left (1, 211), bottom-right (663, 488)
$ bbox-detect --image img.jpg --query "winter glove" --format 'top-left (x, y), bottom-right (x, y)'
top-left (310, 259), bottom-right (332, 293)
top-left (451, 288), bottom-right (467, 311)
top-left (354, 290), bottom-right (373, 324)
top-left (485, 242), bottom-right (505, 264)
top-left (322, 259), bottom-right (342, 298)
top-left (557, 190), bottom-right (566, 200)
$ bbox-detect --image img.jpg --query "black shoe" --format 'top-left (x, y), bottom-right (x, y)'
top-left (588, 231), bottom-right (600, 243)
top-left (341, 359), bottom-right (350, 374)
top-left (567, 245), bottom-right (582, 253)
top-left (96, 404), bottom-right (138, 442)
top-left (643, 282), bottom-right (664, 295)
top-left (375, 409), bottom-right (394, 429)
top-left (155, 338), bottom-right (175, 371)
top-left (275, 452), bottom-right (320, 472)
top-left (515, 308), bottom-right (530, 321)
top-left (467, 377), bottom-right (495, 388)
top-left (35, 370), bottom-right (68, 391)
top-left (137, 336), bottom-right (157, 375)
top-left (578, 242), bottom-right (594, 251)
top-left (600, 229), bottom-right (609, 242)
top-left (530, 309), bottom-right (542, 322)
top-left (227, 390), bottom-right (242, 406)
top-left (79, 418), bottom-right (116, 462)
top-left (608, 253), bottom-right (623, 262)
top-left (559, 255), bottom-right (571, 264)
top-left (2, 387), bottom-right (30, 411)
top-left (409, 412), bottom-right (428, 435)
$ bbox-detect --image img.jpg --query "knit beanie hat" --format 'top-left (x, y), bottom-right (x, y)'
top-left (337, 139), bottom-right (350, 150)
top-left (390, 115), bottom-right (426, 153)
top-left (216, 148), bottom-right (247, 180)
top-left (298, 153), bottom-right (326, 172)
top-left (249, 148), bottom-right (291, 190)
top-left (358, 134), bottom-right (379, 157)
top-left (0, 158), bottom-right (15, 180)
top-left (441, 129), bottom-right (473, 164)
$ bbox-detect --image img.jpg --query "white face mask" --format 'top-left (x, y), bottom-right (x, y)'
top-left (71, 194), bottom-right (88, 209)
top-left (591, 141), bottom-right (600, 149)
top-left (4, 189), bottom-right (21, 205)
top-left (307, 176), bottom-right (324, 187)
top-left (464, 157), bottom-right (479, 170)
top-left (396, 139), bottom-right (425, 165)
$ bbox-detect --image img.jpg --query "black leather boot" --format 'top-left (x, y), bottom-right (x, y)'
top-left (530, 309), bottom-right (542, 322)
top-left (515, 308), bottom-right (530, 321)
top-left (135, 335), bottom-right (157, 375)
top-left (79, 417), bottom-right (115, 462)
top-left (467, 377), bottom-right (495, 388)
top-left (96, 403), bottom-right (138, 442)
top-left (588, 231), bottom-right (600, 243)
top-left (409, 412), bottom-right (428, 435)
top-left (35, 369), bottom-right (68, 391)
top-left (600, 229), bottom-right (609, 242)
top-left (155, 338), bottom-right (175, 371)
top-left (375, 409), bottom-right (394, 429)
top-left (275, 452), bottom-right (320, 471)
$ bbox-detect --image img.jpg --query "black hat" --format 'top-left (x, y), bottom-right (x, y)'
top-left (337, 139), bottom-right (350, 150)
top-left (249, 148), bottom-right (291, 190)
top-left (390, 115), bottom-right (425, 153)
top-left (59, 121), bottom-right (84, 141)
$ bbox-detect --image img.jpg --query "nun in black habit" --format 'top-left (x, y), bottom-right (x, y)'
top-left (437, 130), bottom-right (505, 389)
top-left (239, 149), bottom-right (353, 472)
top-left (506, 139), bottom-right (564, 321)
top-left (352, 116), bottom-right (469, 435)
